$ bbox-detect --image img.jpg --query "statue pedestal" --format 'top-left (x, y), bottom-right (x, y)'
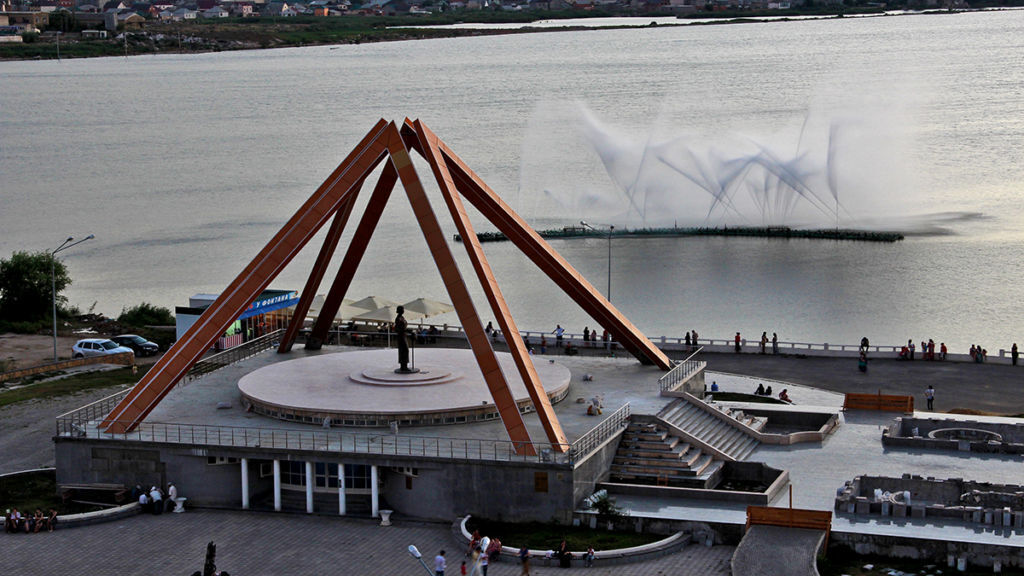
top-left (394, 367), bottom-right (421, 374)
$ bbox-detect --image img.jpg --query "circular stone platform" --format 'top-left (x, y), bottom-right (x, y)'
top-left (238, 348), bottom-right (571, 428)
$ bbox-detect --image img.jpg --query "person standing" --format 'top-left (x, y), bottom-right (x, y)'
top-left (760, 332), bottom-right (767, 354)
top-left (165, 482), bottom-right (178, 513)
top-left (908, 339), bottom-right (915, 360)
top-left (435, 550), bottom-right (447, 576)
top-left (925, 385), bottom-right (935, 410)
top-left (1013, 343), bottom-right (1019, 366)
top-left (685, 332), bottom-right (691, 349)
top-left (735, 332), bottom-right (742, 353)
top-left (553, 325), bottom-right (564, 348)
top-left (692, 330), bottom-right (698, 347)
top-left (583, 327), bottom-right (590, 347)
top-left (149, 486), bottom-right (163, 515)
top-left (772, 332), bottom-right (778, 355)
top-left (519, 545), bottom-right (531, 576)
top-left (940, 342), bottom-right (947, 360)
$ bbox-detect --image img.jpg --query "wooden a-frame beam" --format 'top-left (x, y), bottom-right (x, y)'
top-left (384, 122), bottom-right (537, 455)
top-left (306, 160), bottom-right (400, 349)
top-left (434, 139), bottom-right (672, 370)
top-left (102, 120), bottom-right (393, 433)
top-left (278, 187), bottom-right (360, 353)
top-left (407, 119), bottom-right (569, 451)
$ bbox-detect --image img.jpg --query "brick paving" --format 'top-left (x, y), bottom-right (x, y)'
top-left (1, 510), bottom-right (735, 576)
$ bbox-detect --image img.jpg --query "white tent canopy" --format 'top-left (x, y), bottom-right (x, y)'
top-left (349, 296), bottom-right (400, 312)
top-left (401, 297), bottom-right (455, 318)
top-left (352, 305), bottom-right (426, 324)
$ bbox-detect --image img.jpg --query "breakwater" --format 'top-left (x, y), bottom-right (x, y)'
top-left (455, 226), bottom-right (904, 243)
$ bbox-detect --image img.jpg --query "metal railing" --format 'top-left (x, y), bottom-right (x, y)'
top-left (658, 346), bottom-right (705, 392)
top-left (55, 416), bottom-right (576, 464)
top-left (568, 402), bottom-right (630, 462)
top-left (185, 329), bottom-right (285, 380)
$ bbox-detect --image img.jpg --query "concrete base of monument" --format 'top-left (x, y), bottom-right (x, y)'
top-left (238, 348), bottom-right (572, 427)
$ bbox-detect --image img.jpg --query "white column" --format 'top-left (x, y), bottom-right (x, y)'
top-left (273, 459), bottom-right (282, 512)
top-left (338, 463), bottom-right (346, 516)
top-left (241, 458), bottom-right (250, 510)
top-left (370, 465), bottom-right (379, 518)
top-left (305, 461), bottom-right (314, 514)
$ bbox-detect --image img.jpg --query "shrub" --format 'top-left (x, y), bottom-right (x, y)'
top-left (118, 302), bottom-right (174, 327)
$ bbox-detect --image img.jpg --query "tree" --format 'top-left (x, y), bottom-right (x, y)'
top-left (0, 251), bottom-right (71, 325)
top-left (118, 302), bottom-right (175, 327)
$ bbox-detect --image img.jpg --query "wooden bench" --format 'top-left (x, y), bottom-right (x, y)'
top-left (59, 483), bottom-right (129, 504)
top-left (843, 392), bottom-right (914, 414)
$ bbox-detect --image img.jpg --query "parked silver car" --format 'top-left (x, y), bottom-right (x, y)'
top-left (71, 338), bottom-right (135, 359)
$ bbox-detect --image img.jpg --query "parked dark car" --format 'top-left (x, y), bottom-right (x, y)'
top-left (110, 334), bottom-right (160, 357)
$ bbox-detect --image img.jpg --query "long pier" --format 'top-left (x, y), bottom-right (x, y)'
top-left (455, 225), bottom-right (904, 243)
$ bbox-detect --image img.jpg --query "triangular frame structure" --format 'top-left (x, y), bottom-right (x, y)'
top-left (102, 119), bottom-right (671, 455)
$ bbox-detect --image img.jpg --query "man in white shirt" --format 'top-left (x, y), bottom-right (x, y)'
top-left (166, 482), bottom-right (178, 513)
top-left (149, 486), bottom-right (163, 515)
top-left (434, 550), bottom-right (446, 576)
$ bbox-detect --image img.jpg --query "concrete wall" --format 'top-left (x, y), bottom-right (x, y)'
top-left (833, 531), bottom-right (1024, 570)
top-left (382, 459), bottom-right (575, 523)
top-left (570, 429), bottom-right (624, 509)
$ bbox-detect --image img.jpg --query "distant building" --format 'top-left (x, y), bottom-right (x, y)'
top-left (202, 5), bottom-right (230, 16)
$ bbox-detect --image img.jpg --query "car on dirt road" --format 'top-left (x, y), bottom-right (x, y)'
top-left (71, 338), bottom-right (135, 359)
top-left (110, 334), bottom-right (160, 357)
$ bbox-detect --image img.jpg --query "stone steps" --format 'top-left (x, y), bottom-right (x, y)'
top-left (657, 398), bottom-right (762, 461)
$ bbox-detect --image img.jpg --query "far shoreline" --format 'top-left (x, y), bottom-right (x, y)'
top-left (0, 6), bottom-right (993, 62)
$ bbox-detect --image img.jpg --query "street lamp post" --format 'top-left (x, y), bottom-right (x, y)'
top-left (51, 234), bottom-right (94, 362)
top-left (406, 545), bottom-right (434, 576)
top-left (580, 221), bottom-right (613, 301)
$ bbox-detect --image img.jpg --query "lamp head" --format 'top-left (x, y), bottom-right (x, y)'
top-left (479, 537), bottom-right (490, 552)
top-left (65, 236), bottom-right (74, 242)
top-left (407, 545), bottom-right (421, 559)
top-left (84, 234), bottom-right (95, 240)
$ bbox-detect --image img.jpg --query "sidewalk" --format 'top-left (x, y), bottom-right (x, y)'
top-left (0, 510), bottom-right (735, 576)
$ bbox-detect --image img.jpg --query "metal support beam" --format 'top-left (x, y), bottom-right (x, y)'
top-left (273, 459), bottom-right (282, 512)
top-left (305, 461), bottom-right (314, 513)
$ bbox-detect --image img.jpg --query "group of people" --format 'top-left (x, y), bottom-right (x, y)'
top-left (969, 344), bottom-right (988, 363)
top-left (436, 533), bottom-right (596, 576)
top-left (734, 331), bottom-right (780, 354)
top-left (753, 383), bottom-right (790, 403)
top-left (135, 482), bottom-right (177, 515)
top-left (4, 508), bottom-right (57, 534)
top-left (898, 339), bottom-right (947, 361)
top-left (684, 329), bottom-right (699, 350)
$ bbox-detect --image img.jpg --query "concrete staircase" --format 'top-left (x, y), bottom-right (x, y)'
top-left (609, 421), bottom-right (724, 488)
top-left (657, 397), bottom-right (765, 462)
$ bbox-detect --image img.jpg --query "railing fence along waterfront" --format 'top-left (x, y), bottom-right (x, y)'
top-left (55, 417), bottom-right (578, 464)
top-left (659, 347), bottom-right (705, 392)
top-left (568, 403), bottom-right (630, 462)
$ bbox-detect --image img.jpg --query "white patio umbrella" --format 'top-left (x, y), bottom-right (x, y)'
top-left (400, 297), bottom-right (455, 318)
top-left (350, 295), bottom-right (400, 312)
top-left (352, 305), bottom-right (426, 324)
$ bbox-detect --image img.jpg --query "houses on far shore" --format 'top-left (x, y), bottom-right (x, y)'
top-left (0, 0), bottom-right (973, 41)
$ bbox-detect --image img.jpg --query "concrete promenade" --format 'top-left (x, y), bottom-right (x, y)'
top-left (0, 510), bottom-right (735, 576)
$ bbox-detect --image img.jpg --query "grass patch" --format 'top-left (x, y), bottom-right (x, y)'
top-left (709, 392), bottom-right (785, 404)
top-left (0, 469), bottom-right (104, 515)
top-left (465, 518), bottom-right (662, 551)
top-left (0, 365), bottom-right (148, 408)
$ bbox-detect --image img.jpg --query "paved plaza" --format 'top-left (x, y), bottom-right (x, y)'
top-left (1, 510), bottom-right (735, 576)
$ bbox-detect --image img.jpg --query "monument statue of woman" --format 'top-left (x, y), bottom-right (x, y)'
top-left (394, 306), bottom-right (417, 373)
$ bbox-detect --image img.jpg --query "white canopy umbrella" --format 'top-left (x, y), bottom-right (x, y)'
top-left (352, 305), bottom-right (426, 324)
top-left (401, 297), bottom-right (455, 318)
top-left (350, 295), bottom-right (400, 312)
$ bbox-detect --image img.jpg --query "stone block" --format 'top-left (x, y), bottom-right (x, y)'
top-left (855, 497), bottom-right (871, 514)
top-left (893, 502), bottom-right (907, 517)
top-left (911, 505), bottom-right (926, 519)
